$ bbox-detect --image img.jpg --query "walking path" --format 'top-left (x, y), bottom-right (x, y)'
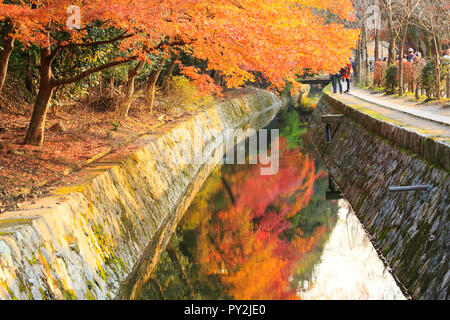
top-left (326, 85), bottom-right (450, 146)
top-left (348, 88), bottom-right (450, 126)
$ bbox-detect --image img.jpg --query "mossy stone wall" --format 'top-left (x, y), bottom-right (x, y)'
top-left (311, 91), bottom-right (449, 299)
top-left (0, 89), bottom-right (281, 300)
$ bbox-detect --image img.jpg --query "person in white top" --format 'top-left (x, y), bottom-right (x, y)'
top-left (443, 48), bottom-right (450, 60)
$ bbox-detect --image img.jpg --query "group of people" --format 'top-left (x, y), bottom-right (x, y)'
top-left (329, 47), bottom-right (449, 95)
top-left (406, 47), bottom-right (450, 62)
top-left (404, 48), bottom-right (426, 63)
top-left (330, 58), bottom-right (354, 94)
top-left (379, 48), bottom-right (424, 63)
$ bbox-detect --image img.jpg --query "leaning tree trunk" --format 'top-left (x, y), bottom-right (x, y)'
top-left (145, 63), bottom-right (164, 112)
top-left (0, 35), bottom-right (15, 95)
top-left (23, 32), bottom-right (137, 146)
top-left (120, 60), bottom-right (145, 118)
top-left (24, 48), bottom-right (55, 146)
top-left (160, 53), bottom-right (179, 94)
top-left (24, 84), bottom-right (54, 146)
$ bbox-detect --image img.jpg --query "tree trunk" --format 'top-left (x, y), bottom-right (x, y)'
top-left (120, 60), bottom-right (145, 118)
top-left (0, 35), bottom-right (14, 95)
top-left (387, 17), bottom-right (395, 65)
top-left (374, 29), bottom-right (380, 62)
top-left (388, 36), bottom-right (396, 65)
top-left (24, 85), bottom-right (54, 146)
top-left (24, 48), bottom-right (55, 146)
top-left (161, 53), bottom-right (179, 94)
top-left (364, 47), bottom-right (369, 86)
top-left (432, 35), bottom-right (441, 100)
top-left (415, 61), bottom-right (420, 99)
top-left (109, 77), bottom-right (115, 98)
top-left (363, 27), bottom-right (369, 87)
top-left (398, 27), bottom-right (408, 97)
top-left (145, 63), bottom-right (164, 112)
top-left (25, 50), bottom-right (38, 99)
top-left (424, 35), bottom-right (432, 58)
top-left (356, 37), bottom-right (362, 84)
top-left (447, 69), bottom-right (450, 99)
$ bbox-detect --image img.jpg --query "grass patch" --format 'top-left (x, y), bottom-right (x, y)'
top-left (348, 104), bottom-right (405, 127)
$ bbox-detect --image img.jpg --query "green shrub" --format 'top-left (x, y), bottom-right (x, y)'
top-left (384, 64), bottom-right (398, 93)
top-left (420, 59), bottom-right (449, 99)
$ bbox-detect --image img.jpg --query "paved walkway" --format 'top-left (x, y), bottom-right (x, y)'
top-left (348, 88), bottom-right (450, 126)
top-left (327, 86), bottom-right (450, 145)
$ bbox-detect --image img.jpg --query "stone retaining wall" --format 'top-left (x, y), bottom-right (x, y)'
top-left (311, 90), bottom-right (449, 300)
top-left (0, 90), bottom-right (281, 300)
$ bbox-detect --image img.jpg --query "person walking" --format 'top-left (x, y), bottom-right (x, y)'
top-left (407, 48), bottom-right (416, 62)
top-left (341, 59), bottom-right (352, 93)
top-left (330, 71), bottom-right (343, 94)
top-left (444, 48), bottom-right (450, 60)
top-left (351, 58), bottom-right (356, 78)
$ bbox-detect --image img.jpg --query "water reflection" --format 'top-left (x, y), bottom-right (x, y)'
top-left (300, 200), bottom-right (406, 300)
top-left (137, 111), bottom-right (338, 300)
top-left (134, 108), bottom-right (404, 300)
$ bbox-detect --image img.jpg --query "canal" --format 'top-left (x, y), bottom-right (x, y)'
top-left (127, 86), bottom-right (406, 300)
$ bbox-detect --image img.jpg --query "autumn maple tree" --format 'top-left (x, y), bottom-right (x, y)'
top-left (0, 0), bottom-right (357, 146)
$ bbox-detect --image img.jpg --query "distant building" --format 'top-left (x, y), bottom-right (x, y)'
top-left (367, 40), bottom-right (390, 61)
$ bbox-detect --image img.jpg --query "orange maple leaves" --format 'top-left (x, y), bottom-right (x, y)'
top-left (0, 0), bottom-right (358, 93)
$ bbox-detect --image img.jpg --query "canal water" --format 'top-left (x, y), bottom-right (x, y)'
top-left (132, 87), bottom-right (406, 300)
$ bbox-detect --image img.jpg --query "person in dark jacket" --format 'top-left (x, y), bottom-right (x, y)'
top-left (330, 71), bottom-right (342, 94)
top-left (407, 48), bottom-right (416, 62)
top-left (351, 59), bottom-right (356, 78)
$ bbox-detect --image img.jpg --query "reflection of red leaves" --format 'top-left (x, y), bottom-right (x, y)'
top-left (195, 137), bottom-right (327, 300)
top-left (232, 137), bottom-right (316, 218)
